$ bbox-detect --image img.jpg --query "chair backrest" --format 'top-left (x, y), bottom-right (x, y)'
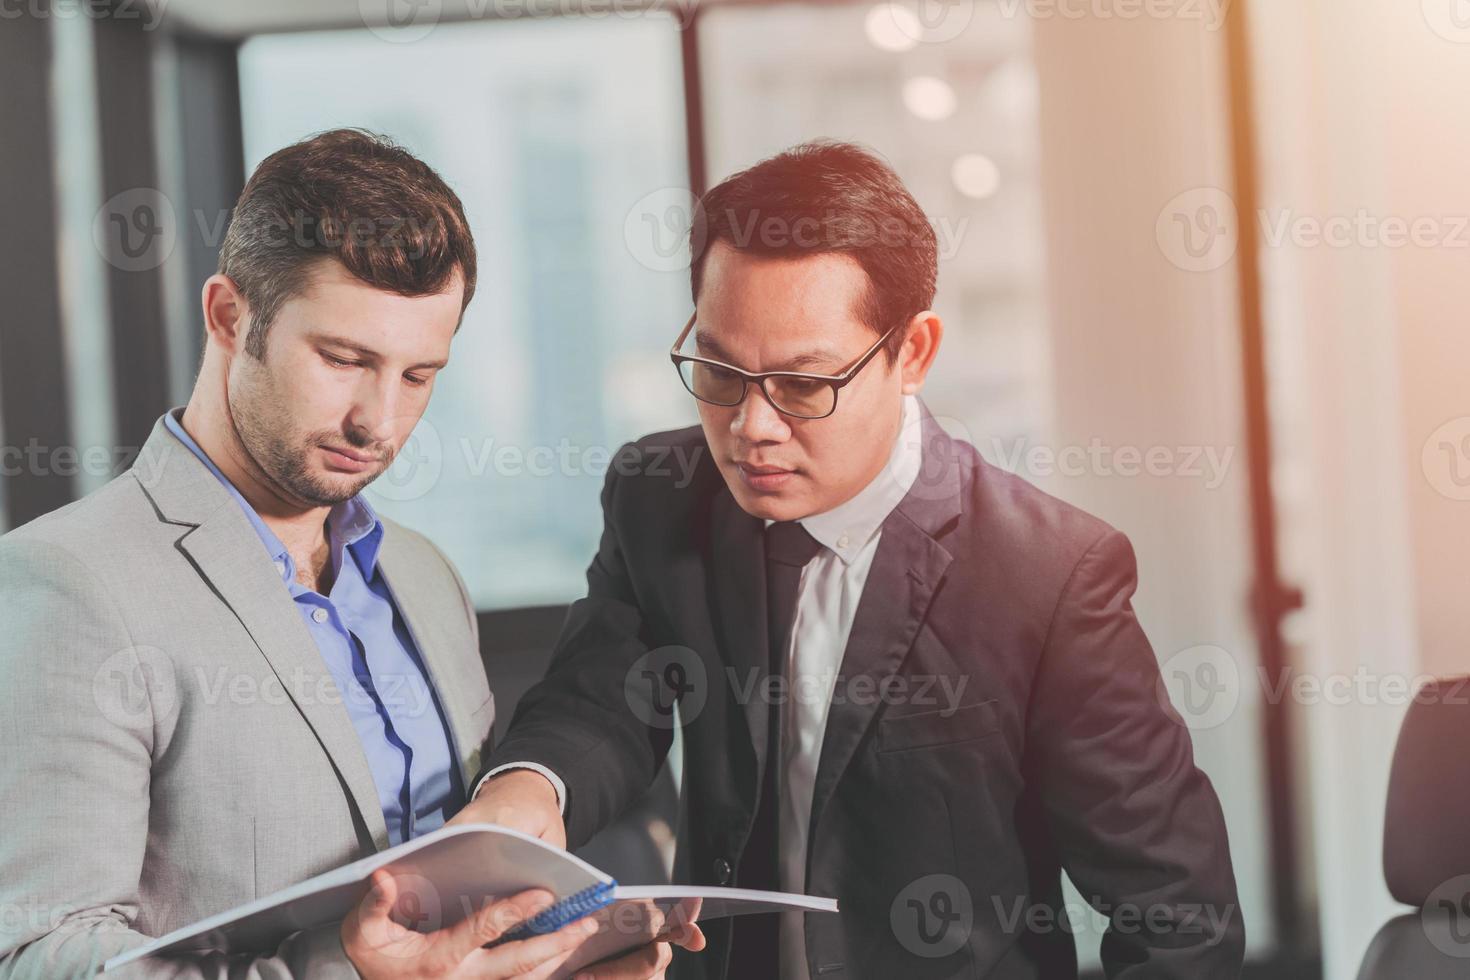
top-left (1355, 676), bottom-right (1470, 980)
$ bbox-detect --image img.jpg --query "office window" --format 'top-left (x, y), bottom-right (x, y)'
top-left (699, 4), bottom-right (1274, 964)
top-left (700, 2), bottom-right (1053, 454)
top-left (239, 17), bottom-right (695, 610)
top-left (51, 13), bottom-right (118, 499)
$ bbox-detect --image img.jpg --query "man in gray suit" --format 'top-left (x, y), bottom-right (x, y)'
top-left (0, 129), bottom-right (687, 979)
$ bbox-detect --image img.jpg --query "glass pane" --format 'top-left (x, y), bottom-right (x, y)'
top-left (701, 2), bottom-right (1052, 451)
top-left (239, 17), bottom-right (695, 610)
top-left (699, 3), bottom-right (1270, 966)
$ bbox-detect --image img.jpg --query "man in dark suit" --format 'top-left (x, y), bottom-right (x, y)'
top-left (454, 141), bottom-right (1245, 979)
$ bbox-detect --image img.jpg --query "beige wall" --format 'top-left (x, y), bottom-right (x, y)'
top-left (1029, 1), bottom-right (1470, 974)
top-left (1380, 3), bottom-right (1470, 682)
top-left (1250, 0), bottom-right (1469, 975)
top-left (1028, 4), bottom-right (1274, 964)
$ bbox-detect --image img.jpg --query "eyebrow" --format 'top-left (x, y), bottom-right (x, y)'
top-left (693, 332), bottom-right (846, 374)
top-left (311, 333), bottom-right (449, 371)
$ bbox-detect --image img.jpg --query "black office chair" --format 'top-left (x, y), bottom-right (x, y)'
top-left (1355, 676), bottom-right (1470, 978)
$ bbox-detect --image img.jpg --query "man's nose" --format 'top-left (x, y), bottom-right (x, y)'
top-left (348, 375), bottom-right (401, 446)
top-left (731, 384), bottom-right (791, 444)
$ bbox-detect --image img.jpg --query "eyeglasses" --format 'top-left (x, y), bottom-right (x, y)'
top-left (669, 314), bottom-right (901, 420)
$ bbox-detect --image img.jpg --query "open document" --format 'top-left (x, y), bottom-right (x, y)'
top-left (104, 822), bottom-right (838, 976)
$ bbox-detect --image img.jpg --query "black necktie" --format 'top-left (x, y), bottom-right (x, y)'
top-left (730, 521), bottom-right (822, 978)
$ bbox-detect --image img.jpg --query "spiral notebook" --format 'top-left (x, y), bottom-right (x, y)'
top-left (103, 823), bottom-right (838, 976)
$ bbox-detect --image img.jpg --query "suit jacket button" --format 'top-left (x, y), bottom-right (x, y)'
top-left (713, 858), bottom-right (732, 884)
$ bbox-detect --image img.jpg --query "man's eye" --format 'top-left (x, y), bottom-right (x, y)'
top-left (781, 377), bottom-right (827, 396)
top-left (405, 374), bottom-right (429, 387)
top-left (322, 353), bottom-right (358, 368)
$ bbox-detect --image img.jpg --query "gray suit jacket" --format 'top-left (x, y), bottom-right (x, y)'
top-left (0, 415), bottom-right (495, 978)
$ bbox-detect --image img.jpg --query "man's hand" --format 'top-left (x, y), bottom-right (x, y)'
top-left (451, 769), bottom-right (566, 850)
top-left (550, 898), bottom-right (707, 980)
top-left (341, 867), bottom-right (597, 979)
top-left (446, 771), bottom-right (706, 978)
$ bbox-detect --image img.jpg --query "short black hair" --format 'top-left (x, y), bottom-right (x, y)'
top-left (689, 141), bottom-right (938, 363)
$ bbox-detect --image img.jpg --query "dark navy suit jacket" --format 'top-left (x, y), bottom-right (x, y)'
top-left (484, 408), bottom-right (1245, 979)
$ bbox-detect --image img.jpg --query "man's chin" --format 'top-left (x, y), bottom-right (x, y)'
top-left (292, 467), bottom-right (381, 507)
top-left (727, 484), bottom-right (808, 524)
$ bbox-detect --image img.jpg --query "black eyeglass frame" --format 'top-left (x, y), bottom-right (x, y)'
top-left (668, 313), bottom-right (902, 420)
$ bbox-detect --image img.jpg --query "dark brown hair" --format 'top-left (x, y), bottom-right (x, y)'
top-left (690, 141), bottom-right (938, 363)
top-left (218, 128), bottom-right (477, 359)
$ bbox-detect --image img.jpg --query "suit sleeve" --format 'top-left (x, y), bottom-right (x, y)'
top-left (477, 448), bottom-right (673, 848)
top-left (0, 538), bottom-right (359, 979)
top-left (1026, 530), bottom-right (1247, 979)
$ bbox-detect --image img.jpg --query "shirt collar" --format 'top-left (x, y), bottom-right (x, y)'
top-left (765, 394), bottom-right (924, 566)
top-left (163, 408), bottom-right (385, 585)
top-left (329, 495), bottom-right (385, 574)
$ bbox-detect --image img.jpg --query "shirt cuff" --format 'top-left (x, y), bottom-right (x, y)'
top-left (475, 762), bottom-right (567, 815)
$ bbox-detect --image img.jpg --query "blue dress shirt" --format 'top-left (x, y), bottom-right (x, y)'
top-left (164, 410), bottom-right (463, 845)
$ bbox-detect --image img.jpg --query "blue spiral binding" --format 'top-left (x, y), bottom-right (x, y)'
top-left (497, 881), bottom-right (618, 944)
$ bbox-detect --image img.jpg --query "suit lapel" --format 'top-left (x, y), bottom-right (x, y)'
top-left (806, 411), bottom-right (965, 844)
top-left (134, 416), bottom-right (391, 850)
top-left (375, 530), bottom-right (479, 788)
top-left (707, 488), bottom-right (771, 783)
top-left (805, 514), bottom-right (952, 843)
top-left (180, 519), bottom-right (392, 848)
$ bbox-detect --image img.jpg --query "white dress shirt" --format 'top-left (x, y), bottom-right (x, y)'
top-left (773, 395), bottom-right (923, 980)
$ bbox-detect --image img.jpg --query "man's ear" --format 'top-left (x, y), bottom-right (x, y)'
top-left (201, 274), bottom-right (250, 355)
top-left (898, 311), bottom-right (943, 394)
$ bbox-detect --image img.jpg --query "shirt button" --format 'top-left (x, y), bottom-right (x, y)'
top-left (274, 560), bottom-right (286, 576)
top-left (312, 607), bottom-right (329, 624)
top-left (713, 858), bottom-right (732, 885)
top-left (837, 534), bottom-right (850, 550)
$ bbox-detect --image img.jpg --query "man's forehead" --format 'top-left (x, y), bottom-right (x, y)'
top-left (693, 323), bottom-right (855, 372)
top-left (281, 284), bottom-right (457, 365)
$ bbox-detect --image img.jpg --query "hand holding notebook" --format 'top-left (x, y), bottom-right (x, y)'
top-left (342, 866), bottom-right (607, 980)
top-left (103, 823), bottom-right (838, 977)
